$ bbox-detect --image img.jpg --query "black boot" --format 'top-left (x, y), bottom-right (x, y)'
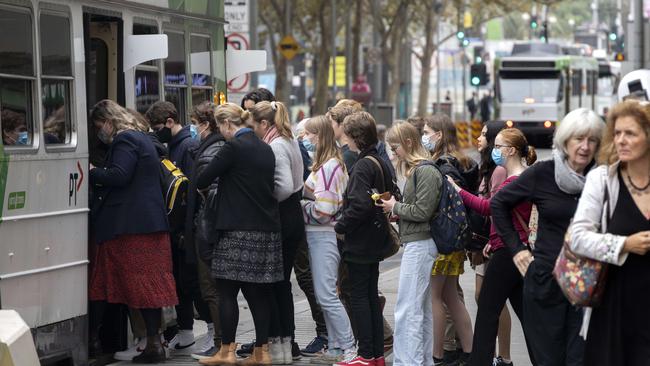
top-left (132, 335), bottom-right (166, 364)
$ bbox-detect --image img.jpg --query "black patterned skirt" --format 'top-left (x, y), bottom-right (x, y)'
top-left (212, 230), bottom-right (284, 283)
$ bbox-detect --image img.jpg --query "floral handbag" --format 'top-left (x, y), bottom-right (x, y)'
top-left (553, 227), bottom-right (609, 307)
top-left (553, 188), bottom-right (610, 307)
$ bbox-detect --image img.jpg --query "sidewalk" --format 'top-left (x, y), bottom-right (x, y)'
top-left (110, 249), bottom-right (533, 365)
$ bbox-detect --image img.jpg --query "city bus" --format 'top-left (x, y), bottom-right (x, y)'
top-left (0, 1), bottom-right (228, 364)
top-left (493, 54), bottom-right (599, 145)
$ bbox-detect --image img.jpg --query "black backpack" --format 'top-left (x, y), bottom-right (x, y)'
top-left (160, 158), bottom-right (189, 232)
top-left (414, 161), bottom-right (471, 254)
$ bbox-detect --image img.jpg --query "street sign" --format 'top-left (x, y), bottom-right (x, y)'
top-left (328, 56), bottom-right (346, 87)
top-left (227, 33), bottom-right (251, 92)
top-left (279, 35), bottom-right (300, 60)
top-left (224, 0), bottom-right (249, 33)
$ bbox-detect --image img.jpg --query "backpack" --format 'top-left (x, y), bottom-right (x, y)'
top-left (414, 161), bottom-right (471, 255)
top-left (160, 158), bottom-right (189, 232)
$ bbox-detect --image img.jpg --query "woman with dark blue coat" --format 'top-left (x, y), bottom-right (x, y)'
top-left (88, 99), bottom-right (177, 363)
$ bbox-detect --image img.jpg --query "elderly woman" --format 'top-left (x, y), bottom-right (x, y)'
top-left (570, 101), bottom-right (650, 366)
top-left (491, 108), bottom-right (604, 366)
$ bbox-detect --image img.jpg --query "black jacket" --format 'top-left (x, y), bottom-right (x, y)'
top-left (184, 132), bottom-right (226, 263)
top-left (197, 129), bottom-right (280, 232)
top-left (335, 146), bottom-right (397, 261)
top-left (435, 155), bottom-right (479, 193)
top-left (90, 130), bottom-right (169, 244)
top-left (169, 125), bottom-right (198, 177)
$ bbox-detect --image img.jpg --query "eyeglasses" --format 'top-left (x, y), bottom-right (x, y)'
top-left (494, 144), bottom-right (512, 149)
top-left (390, 144), bottom-right (400, 152)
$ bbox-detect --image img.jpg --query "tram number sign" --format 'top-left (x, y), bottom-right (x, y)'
top-left (7, 191), bottom-right (26, 210)
top-left (68, 161), bottom-right (84, 206)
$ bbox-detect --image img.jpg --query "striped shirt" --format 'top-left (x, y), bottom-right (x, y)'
top-left (301, 158), bottom-right (349, 231)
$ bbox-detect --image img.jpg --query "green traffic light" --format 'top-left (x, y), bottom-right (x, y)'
top-left (457, 31), bottom-right (465, 39)
top-left (531, 21), bottom-right (538, 29)
top-left (609, 33), bottom-right (617, 41)
top-left (471, 76), bottom-right (480, 86)
top-left (462, 39), bottom-right (470, 47)
top-left (476, 56), bottom-right (482, 63)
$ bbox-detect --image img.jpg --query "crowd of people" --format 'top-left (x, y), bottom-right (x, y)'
top-left (87, 87), bottom-right (650, 366)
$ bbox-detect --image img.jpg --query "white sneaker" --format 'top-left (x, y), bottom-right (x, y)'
top-left (191, 332), bottom-right (215, 354)
top-left (310, 348), bottom-right (343, 364)
top-left (113, 338), bottom-right (146, 361)
top-left (269, 337), bottom-right (284, 363)
top-left (167, 329), bottom-right (195, 353)
top-left (340, 347), bottom-right (358, 363)
top-left (281, 337), bottom-right (293, 364)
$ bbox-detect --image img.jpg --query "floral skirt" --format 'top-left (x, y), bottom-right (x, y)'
top-left (212, 230), bottom-right (284, 283)
top-left (432, 250), bottom-right (466, 276)
top-left (89, 232), bottom-right (178, 308)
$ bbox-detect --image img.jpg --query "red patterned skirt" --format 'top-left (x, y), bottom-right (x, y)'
top-left (89, 232), bottom-right (178, 308)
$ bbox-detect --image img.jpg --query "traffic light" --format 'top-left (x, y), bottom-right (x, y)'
top-left (470, 63), bottom-right (488, 86)
top-left (530, 16), bottom-right (538, 30)
top-left (609, 32), bottom-right (617, 41)
top-left (457, 30), bottom-right (469, 47)
top-left (473, 45), bottom-right (484, 64)
top-left (457, 30), bottom-right (465, 40)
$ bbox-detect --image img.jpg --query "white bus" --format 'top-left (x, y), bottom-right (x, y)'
top-left (0, 1), bottom-right (228, 364)
top-left (494, 55), bottom-right (599, 145)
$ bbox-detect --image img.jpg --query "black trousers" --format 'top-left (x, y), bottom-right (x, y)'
top-left (523, 260), bottom-right (584, 366)
top-left (347, 261), bottom-right (383, 359)
top-left (217, 279), bottom-right (271, 347)
top-left (172, 237), bottom-right (211, 330)
top-left (468, 248), bottom-right (536, 366)
top-left (270, 192), bottom-right (304, 338)
top-left (294, 237), bottom-right (328, 337)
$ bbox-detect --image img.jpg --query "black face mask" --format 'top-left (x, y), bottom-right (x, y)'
top-left (156, 127), bottom-right (172, 143)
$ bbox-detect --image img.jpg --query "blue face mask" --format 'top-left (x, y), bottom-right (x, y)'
top-left (302, 137), bottom-right (316, 152)
top-left (190, 124), bottom-right (199, 140)
top-left (491, 148), bottom-right (505, 166)
top-left (421, 134), bottom-right (435, 151)
top-left (16, 131), bottom-right (28, 145)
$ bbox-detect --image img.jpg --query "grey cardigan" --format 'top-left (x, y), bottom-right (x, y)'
top-left (270, 136), bottom-right (304, 202)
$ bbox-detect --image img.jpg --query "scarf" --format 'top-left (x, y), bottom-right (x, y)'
top-left (553, 148), bottom-right (588, 194)
top-left (263, 125), bottom-right (281, 144)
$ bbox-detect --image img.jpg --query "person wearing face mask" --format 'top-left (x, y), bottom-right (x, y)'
top-left (196, 103), bottom-right (283, 365)
top-left (491, 109), bottom-right (604, 366)
top-left (144, 100), bottom-right (205, 352)
top-left (1, 109), bottom-right (30, 146)
top-left (447, 128), bottom-right (538, 366)
top-left (88, 100), bottom-right (177, 363)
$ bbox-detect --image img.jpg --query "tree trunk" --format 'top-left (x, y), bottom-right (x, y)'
top-left (383, 4), bottom-right (408, 106)
top-left (351, 0), bottom-right (362, 79)
top-left (313, 1), bottom-right (331, 115)
top-left (274, 0), bottom-right (292, 103)
top-left (417, 10), bottom-right (436, 116)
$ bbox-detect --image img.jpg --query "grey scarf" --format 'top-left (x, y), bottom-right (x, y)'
top-left (553, 149), bottom-right (587, 194)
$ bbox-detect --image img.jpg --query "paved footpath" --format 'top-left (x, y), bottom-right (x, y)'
top-left (109, 249), bottom-right (532, 366)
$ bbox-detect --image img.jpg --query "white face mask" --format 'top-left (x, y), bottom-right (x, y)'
top-left (421, 134), bottom-right (435, 151)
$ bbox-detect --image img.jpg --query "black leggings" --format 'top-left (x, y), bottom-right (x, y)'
top-left (91, 301), bottom-right (161, 337)
top-left (217, 279), bottom-right (272, 346)
top-left (347, 261), bottom-right (383, 359)
top-left (468, 248), bottom-right (536, 366)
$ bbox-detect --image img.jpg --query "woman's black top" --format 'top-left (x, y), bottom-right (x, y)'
top-left (585, 171), bottom-right (650, 366)
top-left (491, 160), bottom-right (582, 268)
top-left (196, 129), bottom-right (280, 232)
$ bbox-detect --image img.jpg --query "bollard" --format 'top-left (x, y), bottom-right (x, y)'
top-left (0, 310), bottom-right (40, 366)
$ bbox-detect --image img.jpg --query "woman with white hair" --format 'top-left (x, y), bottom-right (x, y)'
top-left (490, 108), bottom-right (604, 366)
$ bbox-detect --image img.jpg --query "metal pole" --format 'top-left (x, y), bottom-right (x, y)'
top-left (372, 0), bottom-right (381, 106)
top-left (249, 0), bottom-right (258, 88)
top-left (436, 18), bottom-right (441, 111)
top-left (632, 0), bottom-right (644, 69)
top-left (462, 50), bottom-right (467, 122)
top-left (331, 0), bottom-right (338, 97)
top-left (345, 6), bottom-right (351, 97)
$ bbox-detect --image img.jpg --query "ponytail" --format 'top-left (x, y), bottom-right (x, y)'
top-left (250, 101), bottom-right (294, 139)
top-left (525, 145), bottom-right (537, 166)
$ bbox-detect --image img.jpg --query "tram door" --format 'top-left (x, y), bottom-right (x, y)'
top-left (82, 12), bottom-right (129, 355)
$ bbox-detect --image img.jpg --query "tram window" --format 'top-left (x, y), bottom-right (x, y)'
top-left (571, 72), bottom-right (582, 96)
top-left (134, 24), bottom-right (158, 67)
top-left (136, 69), bottom-right (160, 114)
top-left (165, 87), bottom-right (186, 124)
top-left (0, 7), bottom-right (33, 76)
top-left (40, 12), bottom-right (73, 146)
top-left (164, 32), bottom-right (186, 85)
top-left (0, 78), bottom-right (33, 147)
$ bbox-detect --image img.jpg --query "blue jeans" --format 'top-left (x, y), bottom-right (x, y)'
top-left (306, 230), bottom-right (355, 350)
top-left (393, 238), bottom-right (438, 366)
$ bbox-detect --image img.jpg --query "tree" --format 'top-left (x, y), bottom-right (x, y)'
top-left (259, 1), bottom-right (292, 103)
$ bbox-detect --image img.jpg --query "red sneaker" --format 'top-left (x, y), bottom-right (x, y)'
top-left (334, 355), bottom-right (376, 366)
top-left (374, 356), bottom-right (386, 366)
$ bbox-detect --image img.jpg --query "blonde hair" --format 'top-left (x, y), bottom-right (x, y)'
top-left (305, 115), bottom-right (345, 172)
top-left (248, 101), bottom-right (293, 139)
top-left (214, 102), bottom-right (250, 127)
top-left (599, 100), bottom-right (650, 164)
top-left (90, 99), bottom-right (148, 132)
top-left (386, 121), bottom-right (431, 177)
